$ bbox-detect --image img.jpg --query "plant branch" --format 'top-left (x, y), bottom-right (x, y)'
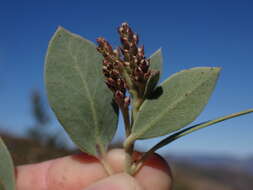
top-left (133, 108), bottom-right (253, 175)
top-left (123, 93), bottom-right (145, 174)
top-left (123, 134), bottom-right (136, 174)
top-left (116, 68), bottom-right (138, 174)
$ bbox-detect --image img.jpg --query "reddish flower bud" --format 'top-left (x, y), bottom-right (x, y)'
top-left (121, 22), bottom-right (129, 31)
top-left (96, 37), bottom-right (104, 45)
top-left (115, 91), bottom-right (125, 106)
top-left (138, 46), bottom-right (144, 57)
top-left (144, 71), bottom-right (151, 80)
top-left (96, 47), bottom-right (102, 53)
top-left (134, 76), bottom-right (139, 81)
top-left (96, 37), bottom-right (113, 54)
top-left (133, 34), bottom-right (139, 44)
top-left (120, 37), bottom-right (130, 50)
top-left (116, 79), bottom-right (126, 92)
top-left (111, 69), bottom-right (120, 77)
top-left (139, 61), bottom-right (149, 73)
top-left (103, 59), bottom-right (110, 66)
top-left (124, 97), bottom-right (131, 107)
top-left (113, 48), bottom-right (120, 58)
top-left (135, 66), bottom-right (144, 76)
top-left (123, 61), bottom-right (130, 67)
top-left (102, 66), bottom-right (110, 77)
top-left (107, 78), bottom-right (115, 86)
top-left (118, 26), bottom-right (124, 34)
top-left (105, 81), bottom-right (115, 91)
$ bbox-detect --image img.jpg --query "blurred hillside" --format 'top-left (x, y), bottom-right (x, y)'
top-left (169, 156), bottom-right (253, 190)
top-left (1, 133), bottom-right (253, 190)
top-left (0, 133), bottom-right (73, 165)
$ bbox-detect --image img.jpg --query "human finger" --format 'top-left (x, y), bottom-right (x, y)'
top-left (106, 149), bottom-right (173, 190)
top-left (84, 173), bottom-right (143, 190)
top-left (16, 153), bottom-right (108, 190)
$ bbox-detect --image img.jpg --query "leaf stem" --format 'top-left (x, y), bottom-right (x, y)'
top-left (123, 95), bottom-right (144, 174)
top-left (122, 108), bottom-right (131, 137)
top-left (119, 61), bottom-right (146, 175)
top-left (123, 134), bottom-right (136, 174)
top-left (97, 144), bottom-right (114, 175)
top-left (117, 67), bottom-right (137, 174)
top-left (133, 108), bottom-right (253, 175)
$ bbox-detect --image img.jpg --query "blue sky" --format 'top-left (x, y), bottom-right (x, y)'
top-left (0, 0), bottom-right (253, 157)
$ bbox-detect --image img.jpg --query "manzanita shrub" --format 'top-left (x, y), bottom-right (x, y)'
top-left (0, 23), bottom-right (253, 189)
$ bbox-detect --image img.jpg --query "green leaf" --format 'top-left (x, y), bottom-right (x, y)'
top-left (0, 181), bottom-right (4, 190)
top-left (45, 27), bottom-right (118, 156)
top-left (149, 48), bottom-right (163, 73)
top-left (0, 137), bottom-right (15, 190)
top-left (143, 49), bottom-right (163, 97)
top-left (131, 67), bottom-right (221, 139)
top-left (144, 70), bottom-right (160, 98)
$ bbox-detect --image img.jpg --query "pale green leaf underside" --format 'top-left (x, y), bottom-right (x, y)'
top-left (0, 137), bottom-right (15, 190)
top-left (45, 27), bottom-right (118, 156)
top-left (149, 48), bottom-right (163, 73)
top-left (132, 67), bottom-right (220, 139)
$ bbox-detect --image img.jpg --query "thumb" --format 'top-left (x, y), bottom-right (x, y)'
top-left (84, 173), bottom-right (143, 190)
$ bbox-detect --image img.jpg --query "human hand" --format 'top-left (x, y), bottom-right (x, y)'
top-left (16, 149), bottom-right (172, 190)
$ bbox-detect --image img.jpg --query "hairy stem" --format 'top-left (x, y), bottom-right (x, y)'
top-left (133, 108), bottom-right (253, 175)
top-left (123, 95), bottom-right (144, 174)
top-left (123, 135), bottom-right (136, 174)
top-left (119, 62), bottom-right (146, 175)
top-left (117, 67), bottom-right (136, 174)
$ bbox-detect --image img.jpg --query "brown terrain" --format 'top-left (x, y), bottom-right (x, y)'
top-left (1, 133), bottom-right (253, 190)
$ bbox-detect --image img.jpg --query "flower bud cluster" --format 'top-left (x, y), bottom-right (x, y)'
top-left (97, 22), bottom-right (152, 108)
top-left (97, 38), bottom-right (130, 109)
top-left (118, 23), bottom-right (151, 85)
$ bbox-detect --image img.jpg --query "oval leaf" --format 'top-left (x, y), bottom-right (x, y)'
top-left (131, 67), bottom-right (221, 139)
top-left (45, 27), bottom-right (118, 156)
top-left (0, 137), bottom-right (15, 190)
top-left (149, 48), bottom-right (163, 73)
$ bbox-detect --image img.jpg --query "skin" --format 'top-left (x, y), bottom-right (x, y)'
top-left (16, 149), bottom-right (173, 190)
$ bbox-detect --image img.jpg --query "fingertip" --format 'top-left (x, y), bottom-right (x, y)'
top-left (135, 153), bottom-right (173, 190)
top-left (135, 160), bottom-right (173, 190)
top-left (106, 149), bottom-right (173, 190)
top-left (106, 148), bottom-right (172, 176)
top-left (84, 173), bottom-right (143, 190)
top-left (143, 153), bottom-right (172, 176)
top-left (105, 149), bottom-right (125, 172)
